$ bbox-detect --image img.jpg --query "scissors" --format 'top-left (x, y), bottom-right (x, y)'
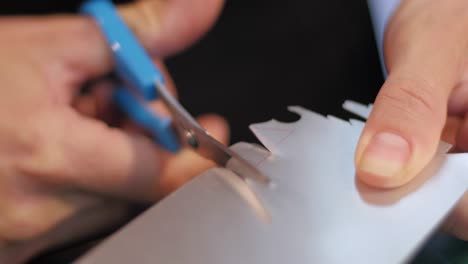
top-left (80, 0), bottom-right (269, 185)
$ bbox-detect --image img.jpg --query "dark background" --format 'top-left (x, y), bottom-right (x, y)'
top-left (0, 0), bottom-right (383, 143)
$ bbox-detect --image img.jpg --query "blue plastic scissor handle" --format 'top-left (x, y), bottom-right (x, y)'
top-left (80, 0), bottom-right (180, 152)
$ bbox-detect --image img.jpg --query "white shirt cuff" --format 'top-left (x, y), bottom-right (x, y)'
top-left (367, 0), bottom-right (401, 75)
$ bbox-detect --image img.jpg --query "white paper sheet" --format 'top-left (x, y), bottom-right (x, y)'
top-left (77, 102), bottom-right (468, 264)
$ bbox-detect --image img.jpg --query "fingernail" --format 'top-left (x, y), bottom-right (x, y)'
top-left (358, 132), bottom-right (411, 178)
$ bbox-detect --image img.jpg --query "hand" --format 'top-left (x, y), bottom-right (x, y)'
top-left (355, 0), bottom-right (467, 240)
top-left (0, 0), bottom-right (226, 241)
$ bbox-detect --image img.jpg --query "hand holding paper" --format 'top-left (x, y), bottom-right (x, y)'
top-left (361, 0), bottom-right (468, 240)
top-left (77, 102), bottom-right (468, 264)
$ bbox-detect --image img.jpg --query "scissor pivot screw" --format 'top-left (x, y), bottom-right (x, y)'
top-left (185, 130), bottom-right (199, 149)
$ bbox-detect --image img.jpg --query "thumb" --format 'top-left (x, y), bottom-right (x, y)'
top-left (355, 74), bottom-right (449, 188)
top-left (22, 0), bottom-right (225, 90)
top-left (355, 11), bottom-right (466, 188)
top-left (118, 0), bottom-right (225, 56)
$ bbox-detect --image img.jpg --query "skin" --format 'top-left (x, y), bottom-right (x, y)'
top-left (0, 0), bottom-right (226, 241)
top-left (0, 0), bottom-right (466, 244)
top-left (355, 0), bottom-right (468, 240)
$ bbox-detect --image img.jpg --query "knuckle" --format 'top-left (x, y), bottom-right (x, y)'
top-left (16, 126), bottom-right (46, 156)
top-left (0, 202), bottom-right (58, 240)
top-left (15, 126), bottom-right (67, 182)
top-left (377, 77), bottom-right (442, 122)
top-left (443, 193), bottom-right (468, 240)
top-left (450, 194), bottom-right (468, 240)
top-left (119, 1), bottom-right (166, 50)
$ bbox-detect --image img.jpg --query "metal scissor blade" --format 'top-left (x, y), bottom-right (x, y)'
top-left (154, 81), bottom-right (270, 185)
